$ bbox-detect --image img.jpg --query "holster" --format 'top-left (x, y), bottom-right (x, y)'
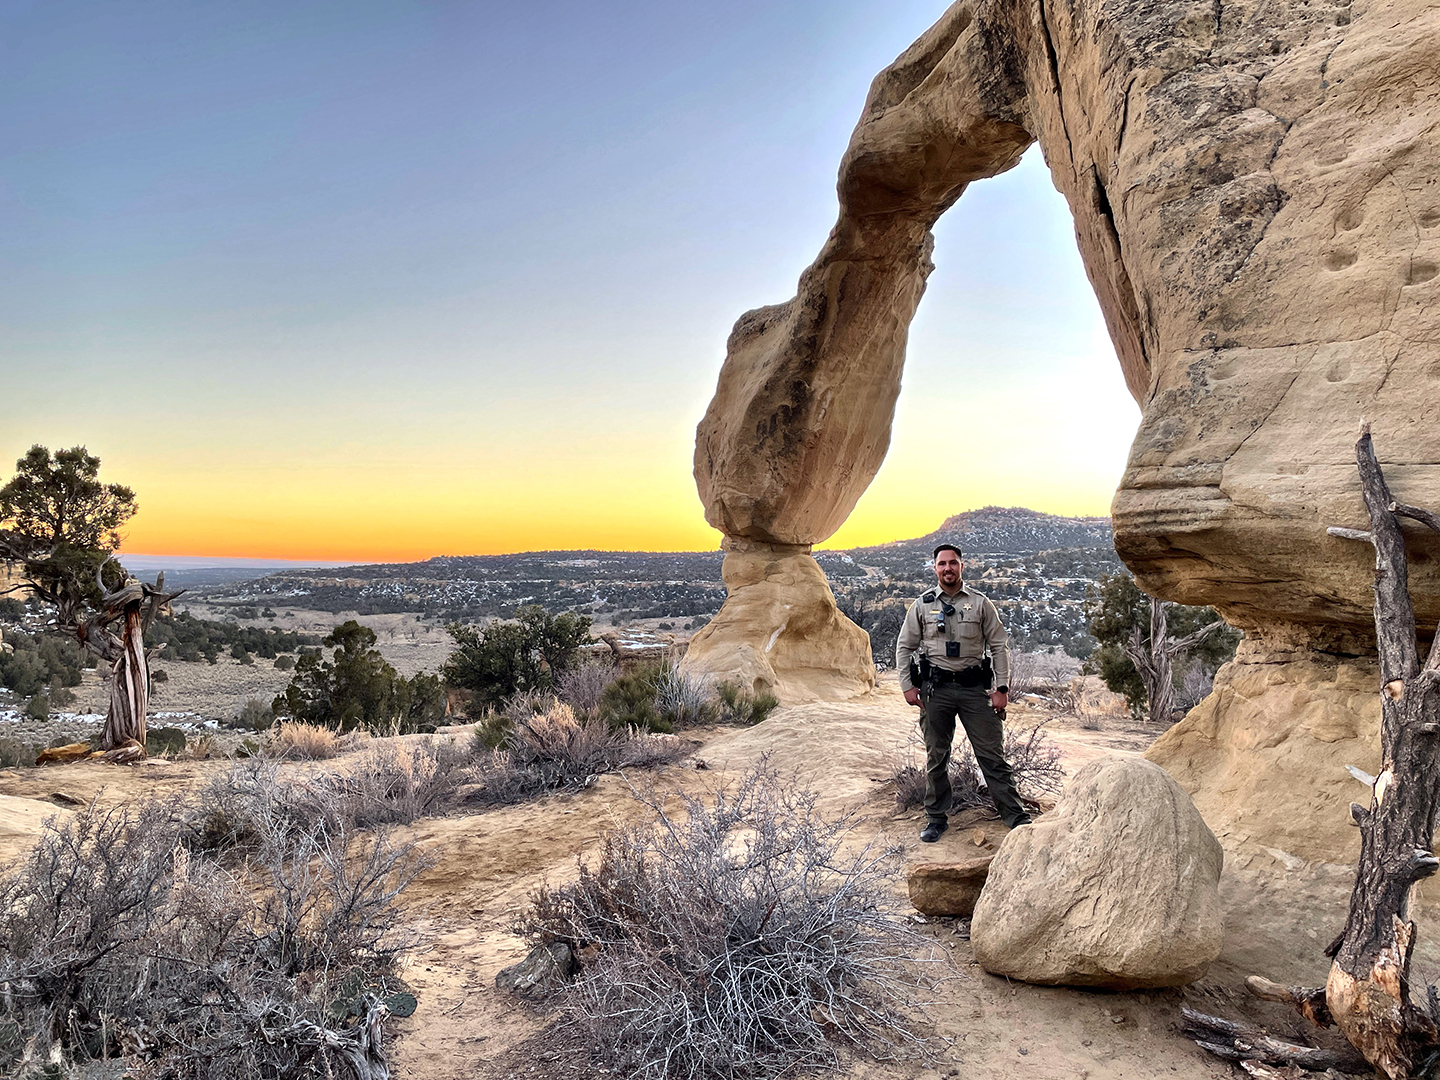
top-left (908, 655), bottom-right (931, 691)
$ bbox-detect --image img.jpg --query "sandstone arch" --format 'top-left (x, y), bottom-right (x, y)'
top-left (686, 0), bottom-right (1440, 857)
top-left (688, 0), bottom-right (1440, 682)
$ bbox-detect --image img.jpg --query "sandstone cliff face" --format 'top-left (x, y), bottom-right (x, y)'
top-left (691, 0), bottom-right (1440, 699)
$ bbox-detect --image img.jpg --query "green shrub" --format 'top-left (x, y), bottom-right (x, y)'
top-left (274, 654), bottom-right (295, 671)
top-left (273, 621), bottom-right (446, 734)
top-left (47, 685), bottom-right (76, 708)
top-left (599, 666), bottom-right (670, 733)
top-left (151, 668), bottom-right (169, 683)
top-left (145, 727), bottom-right (187, 757)
top-left (147, 611), bottom-right (318, 664)
top-left (0, 737), bottom-right (41, 768)
top-left (472, 710), bottom-right (511, 751)
top-left (0, 631), bottom-right (88, 696)
top-left (23, 693), bottom-right (48, 721)
top-left (715, 681), bottom-right (781, 726)
top-left (442, 606), bottom-right (591, 710)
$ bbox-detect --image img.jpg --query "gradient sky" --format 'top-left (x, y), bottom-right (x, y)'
top-left (1, 0), bottom-right (1138, 562)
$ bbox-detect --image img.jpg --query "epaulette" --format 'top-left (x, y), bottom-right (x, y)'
top-left (921, 590), bottom-right (937, 603)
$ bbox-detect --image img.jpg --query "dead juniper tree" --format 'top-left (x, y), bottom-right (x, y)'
top-left (1185, 424), bottom-right (1440, 1079)
top-left (1122, 596), bottom-right (1227, 725)
top-left (0, 445), bottom-right (182, 752)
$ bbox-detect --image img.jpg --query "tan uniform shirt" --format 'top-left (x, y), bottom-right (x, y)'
top-left (895, 583), bottom-right (1011, 692)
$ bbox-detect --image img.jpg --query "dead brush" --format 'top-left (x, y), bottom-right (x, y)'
top-left (517, 765), bottom-right (948, 1080)
top-left (557, 660), bottom-right (616, 719)
top-left (188, 739), bottom-right (475, 854)
top-left (893, 722), bottom-right (1066, 816)
top-left (473, 700), bottom-right (687, 805)
top-left (0, 794), bottom-right (427, 1079)
top-left (315, 738), bottom-right (474, 828)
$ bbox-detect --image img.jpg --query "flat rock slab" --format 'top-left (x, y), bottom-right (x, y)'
top-left (971, 755), bottom-right (1224, 990)
top-left (907, 855), bottom-right (993, 916)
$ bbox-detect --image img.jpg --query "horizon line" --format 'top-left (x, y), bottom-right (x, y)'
top-left (117, 505), bottom-right (1114, 568)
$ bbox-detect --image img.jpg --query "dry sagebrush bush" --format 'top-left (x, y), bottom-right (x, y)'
top-left (0, 794), bottom-right (426, 1079)
top-left (473, 700), bottom-right (687, 805)
top-left (320, 738), bottom-right (473, 828)
top-left (556, 660), bottom-right (616, 718)
top-left (893, 722), bottom-right (1065, 816)
top-left (189, 739), bottom-right (476, 856)
top-left (518, 766), bottom-right (946, 1080)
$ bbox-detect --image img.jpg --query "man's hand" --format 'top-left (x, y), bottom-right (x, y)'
top-left (990, 690), bottom-right (1009, 711)
top-left (904, 688), bottom-right (922, 708)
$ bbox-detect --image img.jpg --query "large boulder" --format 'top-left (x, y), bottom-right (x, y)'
top-left (970, 755), bottom-right (1224, 989)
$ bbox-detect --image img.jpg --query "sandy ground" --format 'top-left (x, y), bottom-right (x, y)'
top-left (1, 673), bottom-right (1429, 1080)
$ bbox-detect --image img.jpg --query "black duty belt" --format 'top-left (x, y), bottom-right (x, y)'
top-left (928, 664), bottom-right (988, 688)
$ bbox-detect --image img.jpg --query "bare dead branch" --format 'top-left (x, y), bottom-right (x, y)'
top-left (1181, 1008), bottom-right (1369, 1073)
top-left (1390, 502), bottom-right (1440, 535)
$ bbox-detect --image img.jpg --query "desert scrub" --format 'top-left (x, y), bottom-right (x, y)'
top-left (0, 794), bottom-right (426, 1078)
top-left (654, 661), bottom-right (716, 727)
top-left (266, 719), bottom-right (364, 760)
top-left (892, 721), bottom-right (1065, 816)
top-left (556, 659), bottom-right (616, 718)
top-left (598, 665), bottom-right (668, 732)
top-left (189, 739), bottom-right (475, 856)
top-left (715, 679), bottom-right (781, 726)
top-left (473, 699), bottom-right (686, 805)
top-left (518, 766), bottom-right (944, 1080)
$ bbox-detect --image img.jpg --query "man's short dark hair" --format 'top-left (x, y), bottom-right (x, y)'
top-left (933, 543), bottom-right (962, 560)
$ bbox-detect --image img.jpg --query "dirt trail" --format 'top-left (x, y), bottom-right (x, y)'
top-left (0, 679), bottom-right (1429, 1079)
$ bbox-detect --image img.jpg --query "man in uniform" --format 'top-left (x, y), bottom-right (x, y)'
top-left (896, 543), bottom-right (1032, 842)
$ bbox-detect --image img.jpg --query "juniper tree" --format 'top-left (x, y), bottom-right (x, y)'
top-left (0, 445), bottom-right (180, 751)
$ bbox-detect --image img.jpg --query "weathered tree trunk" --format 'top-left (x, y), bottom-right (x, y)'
top-left (1187, 428), bottom-right (1440, 1077)
top-left (1123, 598), bottom-right (1224, 723)
top-left (1322, 426), bottom-right (1440, 1078)
top-left (99, 597), bottom-right (148, 750)
top-left (79, 572), bottom-right (182, 753)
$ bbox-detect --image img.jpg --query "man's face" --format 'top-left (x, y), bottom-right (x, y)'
top-left (933, 550), bottom-right (962, 589)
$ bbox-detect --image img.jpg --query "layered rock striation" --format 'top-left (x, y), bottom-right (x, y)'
top-left (689, 0), bottom-right (1440, 703)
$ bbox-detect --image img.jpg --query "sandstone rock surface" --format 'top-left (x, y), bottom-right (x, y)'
top-left (908, 855), bottom-right (993, 917)
top-left (971, 755), bottom-right (1224, 989)
top-left (692, 0), bottom-right (1440, 699)
top-left (682, 546), bottom-right (874, 701)
top-left (1147, 646), bottom-right (1382, 864)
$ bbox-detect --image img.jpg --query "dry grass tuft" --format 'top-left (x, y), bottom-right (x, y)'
top-left (267, 720), bottom-right (366, 760)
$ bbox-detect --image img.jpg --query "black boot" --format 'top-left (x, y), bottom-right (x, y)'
top-left (920, 818), bottom-right (948, 843)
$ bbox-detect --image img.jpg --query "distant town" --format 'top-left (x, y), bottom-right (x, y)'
top-left (145, 506), bottom-right (1120, 660)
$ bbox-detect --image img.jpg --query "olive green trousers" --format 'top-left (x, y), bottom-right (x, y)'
top-left (920, 682), bottom-right (1029, 828)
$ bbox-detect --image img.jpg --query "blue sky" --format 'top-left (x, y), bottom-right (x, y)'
top-left (0, 0), bottom-right (1137, 558)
